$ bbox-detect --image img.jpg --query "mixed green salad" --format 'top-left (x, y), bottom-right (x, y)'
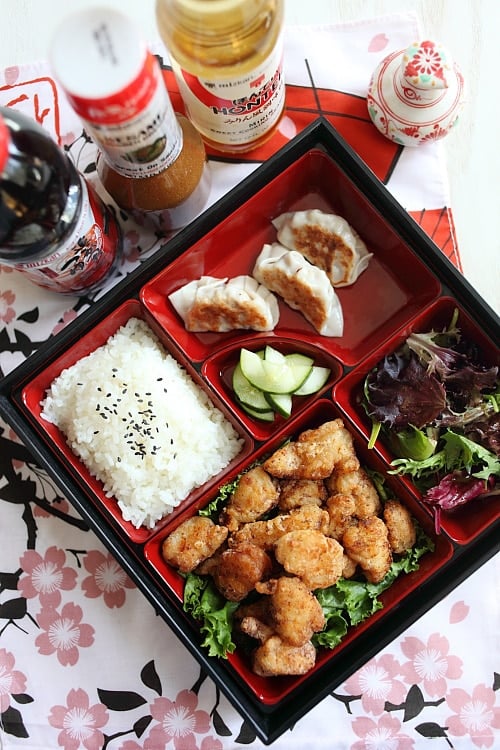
top-left (362, 309), bottom-right (500, 530)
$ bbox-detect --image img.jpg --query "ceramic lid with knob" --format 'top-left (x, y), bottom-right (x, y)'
top-left (367, 40), bottom-right (465, 147)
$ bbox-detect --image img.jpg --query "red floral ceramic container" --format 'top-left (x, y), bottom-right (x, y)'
top-left (367, 40), bottom-right (465, 146)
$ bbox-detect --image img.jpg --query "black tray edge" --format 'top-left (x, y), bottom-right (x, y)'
top-left (0, 116), bottom-right (499, 744)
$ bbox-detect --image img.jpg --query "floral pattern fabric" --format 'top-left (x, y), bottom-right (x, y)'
top-left (0, 15), bottom-right (499, 750)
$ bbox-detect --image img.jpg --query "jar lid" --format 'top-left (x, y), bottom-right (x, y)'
top-left (0, 114), bottom-right (9, 172)
top-left (50, 8), bottom-right (149, 124)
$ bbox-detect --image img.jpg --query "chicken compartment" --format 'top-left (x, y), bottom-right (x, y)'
top-left (144, 398), bottom-right (454, 706)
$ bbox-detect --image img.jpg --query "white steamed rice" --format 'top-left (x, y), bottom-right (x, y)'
top-left (41, 317), bottom-right (244, 529)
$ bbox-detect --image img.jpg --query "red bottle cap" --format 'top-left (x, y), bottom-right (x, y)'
top-left (0, 114), bottom-right (9, 172)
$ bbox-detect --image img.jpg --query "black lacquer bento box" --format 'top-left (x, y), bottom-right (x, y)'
top-left (0, 118), bottom-right (498, 745)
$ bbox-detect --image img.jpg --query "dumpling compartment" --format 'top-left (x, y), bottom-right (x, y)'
top-left (140, 148), bottom-right (441, 366)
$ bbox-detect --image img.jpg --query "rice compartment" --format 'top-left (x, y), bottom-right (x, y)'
top-left (40, 317), bottom-right (244, 528)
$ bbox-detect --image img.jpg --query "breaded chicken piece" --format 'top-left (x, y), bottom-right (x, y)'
top-left (326, 466), bottom-right (381, 518)
top-left (211, 542), bottom-right (272, 601)
top-left (342, 516), bottom-right (392, 584)
top-left (161, 516), bottom-right (228, 573)
top-left (278, 478), bottom-right (327, 511)
top-left (383, 499), bottom-right (417, 554)
top-left (238, 615), bottom-right (275, 643)
top-left (274, 530), bottom-right (344, 589)
top-left (325, 493), bottom-right (357, 540)
top-left (234, 599), bottom-right (274, 642)
top-left (229, 505), bottom-right (329, 550)
top-left (256, 576), bottom-right (325, 646)
top-left (220, 465), bottom-right (279, 531)
top-left (342, 553), bottom-right (357, 579)
top-left (252, 635), bottom-right (317, 676)
top-left (263, 419), bottom-right (359, 480)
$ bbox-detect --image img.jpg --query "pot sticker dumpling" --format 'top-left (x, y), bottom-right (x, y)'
top-left (253, 243), bottom-right (344, 337)
top-left (168, 275), bottom-right (280, 332)
top-left (272, 209), bottom-right (372, 287)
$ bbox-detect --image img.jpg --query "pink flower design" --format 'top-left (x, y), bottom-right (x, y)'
top-left (449, 600), bottom-right (470, 623)
top-left (82, 550), bottom-right (135, 608)
top-left (3, 67), bottom-right (20, 85)
top-left (0, 290), bottom-right (16, 323)
top-left (343, 654), bottom-right (407, 715)
top-left (18, 546), bottom-right (77, 607)
top-left (368, 33), bottom-right (389, 54)
top-left (52, 309), bottom-right (78, 335)
top-left (143, 689), bottom-right (219, 750)
top-left (445, 684), bottom-right (500, 748)
top-left (400, 633), bottom-right (462, 697)
top-left (123, 229), bottom-right (142, 263)
top-left (0, 649), bottom-right (27, 713)
top-left (48, 688), bottom-right (108, 750)
top-left (35, 602), bottom-right (95, 666)
top-left (351, 714), bottom-right (414, 749)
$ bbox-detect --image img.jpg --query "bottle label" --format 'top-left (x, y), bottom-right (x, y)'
top-left (12, 178), bottom-right (120, 293)
top-left (171, 37), bottom-right (285, 147)
top-left (70, 53), bottom-right (183, 179)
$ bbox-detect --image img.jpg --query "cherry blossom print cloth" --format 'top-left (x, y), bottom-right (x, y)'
top-left (0, 13), bottom-right (498, 750)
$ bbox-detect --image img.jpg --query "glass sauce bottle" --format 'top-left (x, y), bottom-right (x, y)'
top-left (0, 107), bottom-right (121, 294)
top-left (155, 0), bottom-right (285, 154)
top-left (50, 7), bottom-right (210, 232)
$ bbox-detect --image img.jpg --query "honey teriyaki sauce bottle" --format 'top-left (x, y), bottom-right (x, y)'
top-left (50, 7), bottom-right (211, 233)
top-left (155, 0), bottom-right (285, 154)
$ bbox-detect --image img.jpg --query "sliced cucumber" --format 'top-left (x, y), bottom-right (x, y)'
top-left (232, 347), bottom-right (329, 422)
top-left (293, 365), bottom-right (331, 396)
top-left (265, 391), bottom-right (293, 418)
top-left (232, 362), bottom-right (270, 412)
top-left (264, 345), bottom-right (287, 365)
top-left (240, 348), bottom-right (311, 395)
top-left (285, 352), bottom-right (315, 370)
top-left (239, 401), bottom-right (275, 421)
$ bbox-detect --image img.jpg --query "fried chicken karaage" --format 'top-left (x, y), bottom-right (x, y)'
top-left (342, 516), bottom-right (392, 584)
top-left (263, 419), bottom-right (359, 480)
top-left (220, 465), bottom-right (279, 531)
top-left (161, 516), bottom-right (228, 573)
top-left (274, 530), bottom-right (344, 589)
top-left (160, 417), bottom-right (423, 679)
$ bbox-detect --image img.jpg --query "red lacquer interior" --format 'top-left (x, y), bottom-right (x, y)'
top-left (140, 149), bottom-right (441, 367)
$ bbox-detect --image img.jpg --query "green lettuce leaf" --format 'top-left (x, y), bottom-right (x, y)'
top-left (390, 429), bottom-right (500, 482)
top-left (183, 573), bottom-right (238, 657)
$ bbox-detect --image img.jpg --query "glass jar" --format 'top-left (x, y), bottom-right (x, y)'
top-left (156, 0), bottom-right (285, 153)
top-left (0, 107), bottom-right (122, 294)
top-left (50, 7), bottom-right (210, 232)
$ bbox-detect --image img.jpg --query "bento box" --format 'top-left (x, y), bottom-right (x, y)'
top-left (0, 118), bottom-right (498, 745)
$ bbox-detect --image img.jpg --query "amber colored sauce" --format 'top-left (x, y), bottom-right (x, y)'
top-left (98, 115), bottom-right (207, 211)
top-left (155, 0), bottom-right (285, 153)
